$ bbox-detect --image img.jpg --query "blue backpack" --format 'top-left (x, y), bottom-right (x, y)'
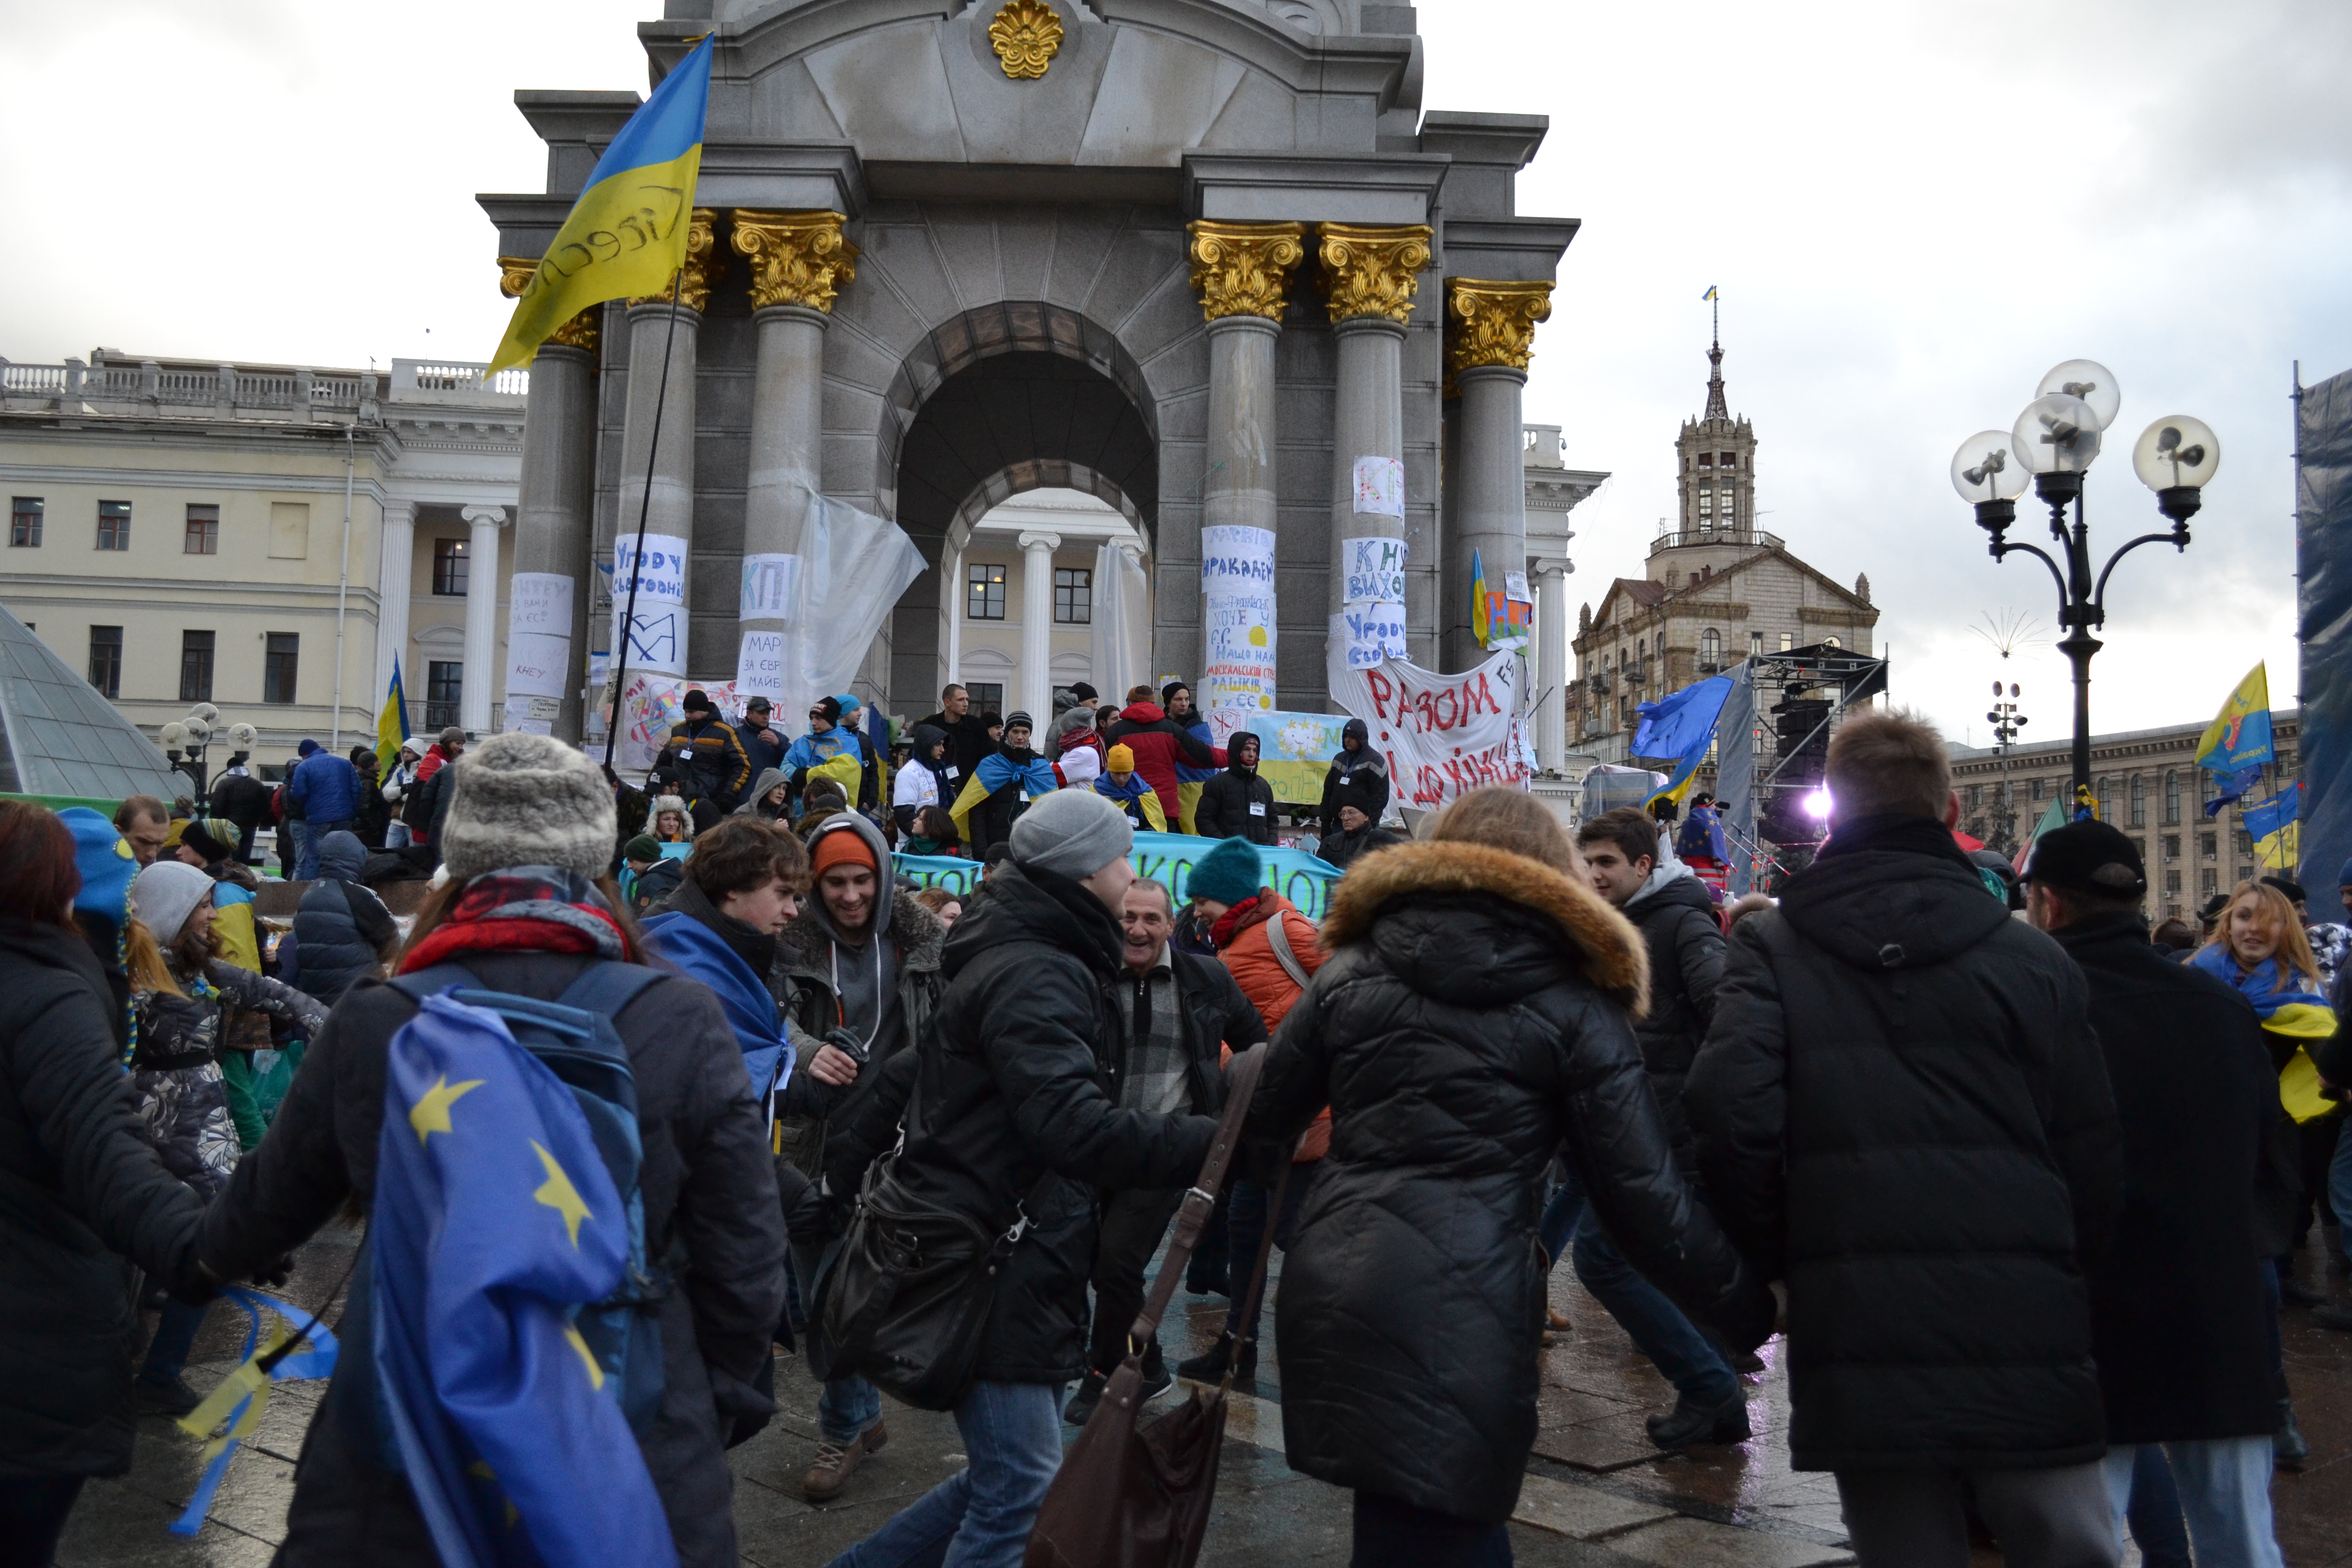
top-left (383, 961), bottom-right (672, 1432)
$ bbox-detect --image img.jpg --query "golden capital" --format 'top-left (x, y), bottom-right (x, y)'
top-left (1187, 220), bottom-right (1308, 323)
top-left (1317, 224), bottom-right (1432, 324)
top-left (1446, 278), bottom-right (1554, 374)
top-left (989, 0), bottom-right (1064, 79)
top-left (497, 257), bottom-right (601, 353)
top-left (731, 210), bottom-right (860, 313)
top-left (625, 209), bottom-right (723, 313)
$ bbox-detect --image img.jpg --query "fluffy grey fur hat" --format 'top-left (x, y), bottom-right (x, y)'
top-left (438, 731), bottom-right (616, 883)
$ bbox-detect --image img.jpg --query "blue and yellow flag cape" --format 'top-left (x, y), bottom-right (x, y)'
top-left (1094, 770), bottom-right (1168, 832)
top-left (487, 38), bottom-right (715, 375)
top-left (2187, 943), bottom-right (2337, 1121)
top-left (1632, 674), bottom-right (1733, 809)
top-left (949, 751), bottom-right (1059, 841)
top-left (377, 656), bottom-right (411, 771)
top-left (2195, 661), bottom-right (2274, 774)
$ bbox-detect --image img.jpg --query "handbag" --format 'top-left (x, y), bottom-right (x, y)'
top-left (808, 1062), bottom-right (1051, 1412)
top-left (1024, 1042), bottom-right (1290, 1568)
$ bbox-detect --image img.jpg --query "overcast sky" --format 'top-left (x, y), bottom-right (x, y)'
top-left (3, 0), bottom-right (2340, 747)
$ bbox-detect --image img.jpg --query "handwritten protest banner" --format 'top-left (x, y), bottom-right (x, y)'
top-left (892, 831), bottom-right (1345, 917)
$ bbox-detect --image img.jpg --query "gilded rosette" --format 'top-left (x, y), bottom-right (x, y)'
top-left (1316, 223), bottom-right (1432, 324)
top-left (732, 210), bottom-right (861, 313)
top-left (625, 208), bottom-right (723, 312)
top-left (989, 0), bottom-right (1064, 79)
top-left (1446, 278), bottom-right (1554, 374)
top-left (1187, 220), bottom-right (1308, 323)
top-left (498, 256), bottom-right (600, 352)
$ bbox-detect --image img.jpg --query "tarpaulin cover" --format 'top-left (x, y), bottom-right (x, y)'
top-left (2296, 366), bottom-right (2352, 889)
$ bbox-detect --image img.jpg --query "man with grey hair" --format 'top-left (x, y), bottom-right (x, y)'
top-left (1687, 708), bottom-right (2123, 1568)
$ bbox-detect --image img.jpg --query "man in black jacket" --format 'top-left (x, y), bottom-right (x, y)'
top-left (1196, 729), bottom-right (1277, 844)
top-left (917, 682), bottom-right (995, 791)
top-left (2023, 821), bottom-right (2289, 1565)
top-left (821, 788), bottom-right (1220, 1568)
top-left (1574, 807), bottom-right (1744, 1449)
top-left (1687, 709), bottom-right (2123, 1568)
top-left (651, 688), bottom-right (753, 827)
top-left (1064, 875), bottom-right (1265, 1426)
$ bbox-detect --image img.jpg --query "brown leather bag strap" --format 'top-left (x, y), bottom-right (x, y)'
top-left (1127, 1041), bottom-right (1266, 1345)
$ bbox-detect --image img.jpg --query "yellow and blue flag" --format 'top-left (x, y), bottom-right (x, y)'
top-left (1470, 548), bottom-right (1491, 649)
top-left (377, 656), bottom-right (411, 771)
top-left (2195, 661), bottom-right (2274, 773)
top-left (487, 38), bottom-right (715, 375)
top-left (2245, 783), bottom-right (2300, 871)
top-left (1632, 674), bottom-right (1733, 809)
top-left (1702, 285), bottom-right (1718, 303)
top-left (373, 992), bottom-right (676, 1568)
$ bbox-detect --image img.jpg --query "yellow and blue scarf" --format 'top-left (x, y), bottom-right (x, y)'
top-left (2188, 945), bottom-right (2338, 1121)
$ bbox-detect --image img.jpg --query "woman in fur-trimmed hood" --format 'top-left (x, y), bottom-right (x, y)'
top-left (1243, 787), bottom-right (1773, 1556)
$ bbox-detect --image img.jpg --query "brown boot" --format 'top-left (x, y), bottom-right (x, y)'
top-left (800, 1419), bottom-right (889, 1504)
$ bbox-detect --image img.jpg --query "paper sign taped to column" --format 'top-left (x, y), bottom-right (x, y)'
top-left (740, 553), bottom-right (800, 620)
top-left (502, 694), bottom-right (559, 736)
top-left (504, 631), bottom-right (572, 699)
top-left (1199, 526), bottom-right (1276, 588)
top-left (734, 630), bottom-right (786, 704)
top-left (612, 533), bottom-right (689, 605)
top-left (614, 605), bottom-right (687, 676)
top-left (508, 572), bottom-right (574, 635)
top-left (1351, 456), bottom-right (1405, 519)
top-left (1340, 602), bottom-right (1409, 668)
top-left (1341, 536), bottom-right (1407, 606)
top-left (1200, 525), bottom-right (1278, 714)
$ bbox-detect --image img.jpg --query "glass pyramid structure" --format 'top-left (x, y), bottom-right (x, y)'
top-left (0, 598), bottom-right (186, 802)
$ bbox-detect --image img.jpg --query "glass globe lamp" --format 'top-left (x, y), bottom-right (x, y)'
top-left (2133, 414), bottom-right (2219, 524)
top-left (1950, 430), bottom-right (2030, 503)
top-left (2036, 360), bottom-right (2122, 431)
top-left (2013, 394), bottom-right (2102, 474)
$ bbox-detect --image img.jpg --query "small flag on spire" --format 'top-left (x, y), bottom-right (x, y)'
top-left (1702, 285), bottom-right (1718, 302)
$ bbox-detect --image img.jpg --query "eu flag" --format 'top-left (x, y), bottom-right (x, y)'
top-left (374, 993), bottom-right (676, 1568)
top-left (1632, 674), bottom-right (1735, 808)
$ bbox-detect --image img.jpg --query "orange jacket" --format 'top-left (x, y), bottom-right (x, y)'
top-left (1215, 890), bottom-right (1333, 1161)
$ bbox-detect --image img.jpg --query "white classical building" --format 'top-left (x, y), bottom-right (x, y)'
top-left (0, 350), bottom-right (524, 757)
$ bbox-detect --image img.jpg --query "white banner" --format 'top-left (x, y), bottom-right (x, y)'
top-left (611, 532), bottom-right (690, 677)
top-left (502, 572), bottom-right (576, 721)
top-left (739, 552), bottom-right (800, 620)
top-left (734, 629), bottom-right (786, 706)
top-left (508, 571), bottom-right (574, 634)
top-left (504, 631), bottom-right (572, 699)
top-left (1327, 623), bottom-right (1532, 809)
top-left (1351, 455), bottom-right (1405, 518)
top-left (1200, 524), bottom-right (1278, 717)
top-left (1338, 534), bottom-right (1409, 669)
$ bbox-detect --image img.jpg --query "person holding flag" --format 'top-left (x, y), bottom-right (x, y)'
top-left (2196, 662), bottom-right (2275, 818)
top-left (1630, 673), bottom-right (1734, 815)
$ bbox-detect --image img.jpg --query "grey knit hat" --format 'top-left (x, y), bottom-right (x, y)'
top-left (1010, 786), bottom-right (1133, 880)
top-left (439, 732), bottom-right (616, 883)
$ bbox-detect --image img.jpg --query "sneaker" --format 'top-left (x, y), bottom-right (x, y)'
top-left (2275, 1400), bottom-right (2309, 1469)
top-left (1645, 1390), bottom-right (1751, 1450)
top-left (136, 1374), bottom-right (203, 1417)
top-left (2312, 1303), bottom-right (2352, 1332)
top-left (1175, 1333), bottom-right (1257, 1382)
top-left (1139, 1361), bottom-right (1174, 1403)
top-left (1065, 1370), bottom-right (1108, 1427)
top-left (800, 1418), bottom-right (887, 1504)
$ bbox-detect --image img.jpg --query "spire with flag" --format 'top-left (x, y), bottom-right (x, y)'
top-left (487, 37), bottom-right (716, 375)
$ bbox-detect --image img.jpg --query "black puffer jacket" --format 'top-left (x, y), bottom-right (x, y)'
top-left (1685, 815), bottom-right (2123, 1473)
top-left (2054, 914), bottom-right (2282, 1443)
top-left (288, 830), bottom-right (396, 1005)
top-left (824, 860), bottom-right (1219, 1386)
top-left (1194, 734), bottom-right (1277, 844)
top-left (1247, 840), bottom-right (1771, 1525)
top-left (1619, 866), bottom-right (1726, 1172)
top-left (194, 949), bottom-right (788, 1568)
top-left (0, 918), bottom-right (208, 1480)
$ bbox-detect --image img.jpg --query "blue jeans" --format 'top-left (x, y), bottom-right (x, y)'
top-left (2332, 1117), bottom-right (2352, 1248)
top-left (283, 819), bottom-right (312, 880)
top-left (295, 819), bottom-right (351, 880)
top-left (1222, 1170), bottom-right (1313, 1344)
top-left (1571, 1203), bottom-right (1738, 1406)
top-left (823, 1380), bottom-right (1063, 1568)
top-left (2102, 1438), bottom-right (2283, 1568)
top-left (1539, 1165), bottom-right (1585, 1266)
top-left (2122, 1444), bottom-right (2192, 1568)
top-left (140, 1298), bottom-right (208, 1382)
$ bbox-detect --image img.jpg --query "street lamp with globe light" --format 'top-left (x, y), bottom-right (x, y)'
top-left (1951, 361), bottom-right (2218, 815)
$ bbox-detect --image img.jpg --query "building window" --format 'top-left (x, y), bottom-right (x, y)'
top-left (2164, 869), bottom-right (2182, 896)
top-left (87, 626), bottom-right (122, 698)
top-left (2236, 827), bottom-right (2254, 860)
top-left (1967, 783), bottom-right (1982, 812)
top-left (2200, 867), bottom-right (2218, 897)
top-left (96, 500), bottom-right (131, 551)
top-left (432, 538), bottom-right (469, 596)
top-left (2199, 831), bottom-right (2217, 861)
top-left (1749, 630), bottom-right (1763, 655)
top-left (1722, 453), bottom-right (1737, 470)
top-left (2164, 834), bottom-right (2180, 861)
top-left (1053, 568), bottom-right (1092, 624)
top-left (1698, 488), bottom-right (1713, 517)
top-left (967, 563), bottom-right (1007, 621)
top-left (2128, 774), bottom-right (2145, 827)
top-left (263, 632), bottom-right (299, 704)
top-left (10, 497), bottom-right (41, 547)
top-left (1700, 628), bottom-right (1721, 666)
top-left (1698, 453), bottom-right (1714, 469)
top-left (179, 630), bottom-right (215, 702)
top-left (183, 503), bottom-right (219, 555)
top-left (965, 682), bottom-right (1004, 717)
top-left (2033, 777), bottom-right (2048, 801)
top-left (2096, 776), bottom-right (2113, 820)
top-left (1778, 632), bottom-right (1793, 651)
top-left (2164, 770), bottom-right (2180, 825)
top-left (425, 661), bottom-right (463, 729)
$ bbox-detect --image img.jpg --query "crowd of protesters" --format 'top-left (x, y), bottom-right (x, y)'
top-left (2, 685), bottom-right (2343, 1568)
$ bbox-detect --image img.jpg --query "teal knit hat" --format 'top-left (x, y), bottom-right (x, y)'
top-left (1186, 836), bottom-right (1263, 908)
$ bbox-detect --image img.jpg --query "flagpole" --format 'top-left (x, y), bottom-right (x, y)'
top-left (602, 266), bottom-right (687, 770)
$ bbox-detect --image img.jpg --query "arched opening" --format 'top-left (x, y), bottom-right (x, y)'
top-left (880, 304), bottom-right (1159, 710)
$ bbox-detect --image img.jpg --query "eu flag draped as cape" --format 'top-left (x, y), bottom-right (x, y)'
top-left (374, 993), bottom-right (676, 1567)
top-left (640, 911), bottom-right (794, 1101)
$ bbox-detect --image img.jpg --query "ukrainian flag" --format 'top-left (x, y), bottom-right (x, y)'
top-left (2245, 783), bottom-right (2300, 871)
top-left (1470, 548), bottom-right (1491, 649)
top-left (487, 37), bottom-right (715, 375)
top-left (1702, 285), bottom-right (1718, 302)
top-left (2195, 661), bottom-right (2274, 774)
top-left (377, 657), bottom-right (411, 771)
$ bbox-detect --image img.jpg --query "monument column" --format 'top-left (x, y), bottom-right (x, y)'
top-left (498, 258), bottom-right (600, 739)
top-left (458, 505), bottom-right (510, 733)
top-left (730, 211), bottom-right (858, 718)
top-left (373, 499), bottom-right (415, 709)
top-left (610, 210), bottom-right (719, 712)
top-left (1318, 225), bottom-right (1429, 673)
top-left (1445, 279), bottom-right (1553, 670)
top-left (1532, 555), bottom-right (1573, 769)
top-left (1187, 221), bottom-right (1305, 722)
top-left (1018, 530), bottom-right (1062, 722)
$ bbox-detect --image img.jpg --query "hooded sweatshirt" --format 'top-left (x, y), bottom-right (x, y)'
top-left (735, 767), bottom-right (793, 822)
top-left (1104, 700), bottom-right (1219, 812)
top-left (803, 814), bottom-right (902, 1057)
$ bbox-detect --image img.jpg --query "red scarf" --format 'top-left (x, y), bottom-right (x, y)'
top-left (1209, 895), bottom-right (1262, 952)
top-left (401, 868), bottom-right (628, 974)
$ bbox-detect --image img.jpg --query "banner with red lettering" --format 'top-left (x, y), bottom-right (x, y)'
top-left (1326, 621), bottom-right (1532, 808)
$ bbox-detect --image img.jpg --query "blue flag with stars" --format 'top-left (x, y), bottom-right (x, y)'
top-left (373, 992), bottom-right (676, 1568)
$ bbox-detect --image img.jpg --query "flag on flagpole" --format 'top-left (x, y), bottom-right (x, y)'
top-left (1701, 285), bottom-right (1718, 302)
top-left (2245, 783), bottom-right (2301, 871)
top-left (2194, 661), bottom-right (2274, 774)
top-left (487, 38), bottom-right (716, 375)
top-left (1632, 674), bottom-right (1734, 810)
top-left (376, 657), bottom-right (411, 769)
top-left (2012, 795), bottom-right (2069, 872)
top-left (1470, 548), bottom-right (1491, 649)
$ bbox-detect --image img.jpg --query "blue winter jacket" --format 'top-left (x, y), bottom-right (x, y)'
top-left (288, 752), bottom-right (361, 825)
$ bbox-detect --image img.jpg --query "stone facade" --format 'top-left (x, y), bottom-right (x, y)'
top-left (480, 1), bottom-right (1582, 738)
top-left (0, 352), bottom-right (523, 755)
top-left (1950, 712), bottom-right (2303, 922)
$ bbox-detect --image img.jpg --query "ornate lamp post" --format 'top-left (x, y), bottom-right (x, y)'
top-left (1986, 681), bottom-right (2026, 850)
top-left (1950, 360), bottom-right (2221, 813)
